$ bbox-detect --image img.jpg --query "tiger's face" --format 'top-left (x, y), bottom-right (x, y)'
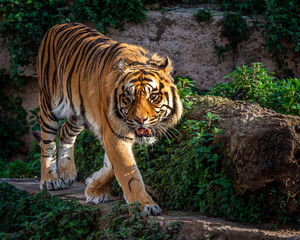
top-left (113, 58), bottom-right (183, 145)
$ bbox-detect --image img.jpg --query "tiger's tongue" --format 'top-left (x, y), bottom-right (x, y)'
top-left (137, 128), bottom-right (151, 136)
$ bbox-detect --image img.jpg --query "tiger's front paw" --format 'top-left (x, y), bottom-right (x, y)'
top-left (58, 168), bottom-right (77, 187)
top-left (40, 169), bottom-right (66, 190)
top-left (85, 185), bottom-right (109, 204)
top-left (40, 178), bottom-right (66, 190)
top-left (142, 203), bottom-right (161, 216)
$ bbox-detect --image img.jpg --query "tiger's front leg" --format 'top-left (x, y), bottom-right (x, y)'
top-left (84, 129), bottom-right (161, 216)
top-left (104, 128), bottom-right (161, 216)
top-left (57, 118), bottom-right (84, 186)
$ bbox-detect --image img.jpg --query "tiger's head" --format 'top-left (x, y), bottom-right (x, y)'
top-left (109, 52), bottom-right (183, 145)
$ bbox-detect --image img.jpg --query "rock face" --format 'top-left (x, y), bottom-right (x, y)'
top-left (106, 10), bottom-right (299, 90)
top-left (1, 9), bottom-right (299, 90)
top-left (188, 95), bottom-right (300, 213)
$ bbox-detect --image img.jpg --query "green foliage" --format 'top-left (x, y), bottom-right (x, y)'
top-left (71, 0), bottom-right (146, 33)
top-left (0, 182), bottom-right (101, 239)
top-left (29, 107), bottom-right (41, 132)
top-left (213, 13), bottom-right (248, 60)
top-left (98, 201), bottom-right (181, 239)
top-left (264, 0), bottom-right (300, 71)
top-left (174, 76), bottom-right (197, 112)
top-left (220, 0), bottom-right (299, 75)
top-left (0, 0), bottom-right (70, 82)
top-left (0, 140), bottom-right (41, 178)
top-left (220, 0), bottom-right (266, 15)
top-left (74, 130), bottom-right (105, 181)
top-left (135, 114), bottom-right (223, 211)
top-left (207, 63), bottom-right (300, 116)
top-left (0, 182), bottom-right (181, 239)
top-left (221, 13), bottom-right (248, 48)
top-left (195, 9), bottom-right (211, 23)
top-left (0, 71), bottom-right (28, 162)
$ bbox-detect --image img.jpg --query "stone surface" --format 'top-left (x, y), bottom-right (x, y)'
top-left (101, 9), bottom-right (299, 90)
top-left (1, 178), bottom-right (299, 240)
top-left (187, 95), bottom-right (300, 213)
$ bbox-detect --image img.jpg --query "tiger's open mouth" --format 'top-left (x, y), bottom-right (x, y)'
top-left (136, 127), bottom-right (152, 137)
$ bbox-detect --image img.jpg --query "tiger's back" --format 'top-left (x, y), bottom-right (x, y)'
top-left (37, 23), bottom-right (183, 216)
top-left (38, 23), bottom-right (115, 123)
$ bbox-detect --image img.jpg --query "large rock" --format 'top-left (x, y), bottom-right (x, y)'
top-left (187, 95), bottom-right (300, 213)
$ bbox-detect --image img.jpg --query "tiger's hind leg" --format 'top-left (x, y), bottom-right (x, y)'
top-left (39, 107), bottom-right (65, 190)
top-left (58, 116), bottom-right (84, 186)
top-left (85, 153), bottom-right (115, 204)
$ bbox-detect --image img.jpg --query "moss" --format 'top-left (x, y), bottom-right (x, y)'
top-left (187, 95), bottom-right (233, 120)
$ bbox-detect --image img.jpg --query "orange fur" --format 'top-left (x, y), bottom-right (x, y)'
top-left (37, 23), bottom-right (183, 215)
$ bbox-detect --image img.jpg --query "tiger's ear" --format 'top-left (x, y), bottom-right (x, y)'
top-left (118, 58), bottom-right (130, 72)
top-left (159, 57), bottom-right (173, 74)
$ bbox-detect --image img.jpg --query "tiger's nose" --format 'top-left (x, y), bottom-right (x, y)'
top-left (134, 116), bottom-right (148, 124)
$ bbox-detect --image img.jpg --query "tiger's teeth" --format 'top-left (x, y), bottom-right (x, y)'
top-left (136, 128), bottom-right (151, 136)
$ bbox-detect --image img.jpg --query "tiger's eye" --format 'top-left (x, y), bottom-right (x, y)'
top-left (149, 93), bottom-right (158, 101)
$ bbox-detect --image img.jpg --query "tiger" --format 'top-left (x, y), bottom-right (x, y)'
top-left (37, 22), bottom-right (183, 216)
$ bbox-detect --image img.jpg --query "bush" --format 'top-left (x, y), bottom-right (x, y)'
top-left (220, 0), bottom-right (266, 15)
top-left (71, 0), bottom-right (146, 33)
top-left (213, 13), bottom-right (248, 60)
top-left (74, 130), bottom-right (105, 181)
top-left (220, 0), bottom-right (299, 76)
top-left (0, 182), bottom-right (101, 239)
top-left (221, 13), bottom-right (248, 48)
top-left (0, 72), bottom-right (28, 162)
top-left (0, 182), bottom-right (181, 239)
top-left (0, 0), bottom-right (70, 80)
top-left (207, 63), bottom-right (300, 116)
top-left (195, 9), bottom-right (211, 23)
top-left (264, 0), bottom-right (299, 70)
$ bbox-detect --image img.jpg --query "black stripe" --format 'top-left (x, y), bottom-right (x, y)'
top-left (114, 88), bottom-right (125, 120)
top-left (76, 40), bottom-right (92, 73)
top-left (170, 86), bottom-right (178, 115)
top-left (142, 78), bottom-right (154, 82)
top-left (160, 104), bottom-right (173, 111)
top-left (98, 43), bottom-right (124, 80)
top-left (104, 112), bottom-right (133, 141)
top-left (128, 178), bottom-right (140, 192)
top-left (63, 36), bottom-right (85, 71)
top-left (56, 25), bottom-right (85, 52)
top-left (84, 44), bottom-right (104, 78)
top-left (41, 126), bottom-right (57, 135)
top-left (40, 117), bottom-right (58, 132)
top-left (164, 92), bottom-right (169, 105)
top-left (64, 124), bottom-right (77, 138)
top-left (42, 139), bottom-right (53, 144)
top-left (66, 121), bottom-right (83, 132)
top-left (146, 72), bottom-right (156, 77)
top-left (43, 39), bottom-right (51, 102)
top-left (78, 74), bottom-right (88, 124)
top-left (160, 82), bottom-right (165, 90)
top-left (65, 39), bottom-right (86, 113)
